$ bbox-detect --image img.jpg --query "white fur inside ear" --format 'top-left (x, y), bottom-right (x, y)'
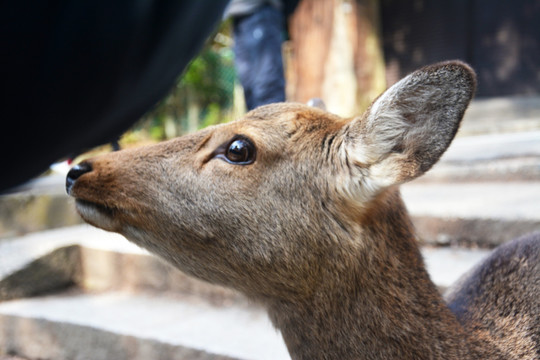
top-left (368, 75), bottom-right (407, 118)
top-left (334, 145), bottom-right (386, 207)
top-left (344, 94), bottom-right (412, 168)
top-left (335, 152), bottom-right (409, 207)
top-left (362, 76), bottom-right (414, 162)
top-left (369, 153), bottom-right (413, 187)
top-left (335, 170), bottom-right (381, 208)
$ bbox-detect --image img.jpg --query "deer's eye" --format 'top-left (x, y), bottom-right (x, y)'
top-left (222, 137), bottom-right (256, 165)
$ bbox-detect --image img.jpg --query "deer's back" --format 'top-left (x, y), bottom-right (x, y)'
top-left (445, 232), bottom-right (540, 359)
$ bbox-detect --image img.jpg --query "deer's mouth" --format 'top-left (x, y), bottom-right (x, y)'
top-left (75, 199), bottom-right (121, 232)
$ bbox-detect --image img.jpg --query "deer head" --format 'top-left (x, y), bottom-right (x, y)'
top-left (67, 61), bottom-right (476, 304)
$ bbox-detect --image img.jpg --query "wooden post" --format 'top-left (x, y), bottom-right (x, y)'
top-left (287, 0), bottom-right (386, 117)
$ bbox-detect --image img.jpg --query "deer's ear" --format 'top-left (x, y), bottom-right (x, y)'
top-left (344, 61), bottom-right (476, 189)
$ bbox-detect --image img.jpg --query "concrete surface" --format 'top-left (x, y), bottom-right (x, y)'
top-left (3, 174), bottom-right (67, 196)
top-left (0, 314), bottom-right (239, 360)
top-left (0, 225), bottom-right (144, 280)
top-left (402, 182), bottom-right (540, 221)
top-left (459, 95), bottom-right (540, 135)
top-left (418, 130), bottom-right (540, 183)
top-left (0, 192), bottom-right (82, 239)
top-left (401, 181), bottom-right (540, 246)
top-left (0, 292), bottom-right (288, 360)
top-left (0, 245), bottom-right (81, 301)
top-left (421, 247), bottom-right (491, 288)
top-left (418, 157), bottom-right (540, 183)
top-left (0, 355), bottom-right (27, 360)
top-left (442, 130), bottom-right (540, 162)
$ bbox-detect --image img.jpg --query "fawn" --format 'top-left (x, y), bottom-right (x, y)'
top-left (67, 61), bottom-right (539, 359)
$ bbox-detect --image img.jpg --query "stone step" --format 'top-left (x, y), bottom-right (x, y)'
top-left (0, 355), bottom-right (27, 360)
top-left (0, 180), bottom-right (82, 239)
top-left (0, 226), bottom-right (244, 304)
top-left (419, 130), bottom-right (540, 183)
top-left (445, 131), bottom-right (540, 163)
top-left (401, 181), bottom-right (540, 247)
top-left (459, 95), bottom-right (540, 136)
top-left (0, 291), bottom-right (289, 360)
top-left (419, 157), bottom-right (540, 183)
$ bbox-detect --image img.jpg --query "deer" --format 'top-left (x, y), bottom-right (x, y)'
top-left (66, 61), bottom-right (540, 359)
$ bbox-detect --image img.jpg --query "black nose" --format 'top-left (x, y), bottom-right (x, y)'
top-left (66, 162), bottom-right (92, 195)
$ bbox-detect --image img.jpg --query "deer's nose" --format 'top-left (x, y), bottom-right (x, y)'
top-left (66, 162), bottom-right (92, 195)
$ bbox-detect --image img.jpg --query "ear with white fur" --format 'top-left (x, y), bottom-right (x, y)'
top-left (344, 61), bottom-right (476, 189)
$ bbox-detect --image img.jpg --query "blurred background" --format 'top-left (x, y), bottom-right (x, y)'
top-left (70, 0), bottom-right (540, 140)
top-left (1, 1), bottom-right (539, 359)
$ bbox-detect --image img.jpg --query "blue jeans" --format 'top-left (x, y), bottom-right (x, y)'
top-left (233, 5), bottom-right (286, 110)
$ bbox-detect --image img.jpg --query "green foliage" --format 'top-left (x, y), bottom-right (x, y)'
top-left (181, 48), bottom-right (235, 108)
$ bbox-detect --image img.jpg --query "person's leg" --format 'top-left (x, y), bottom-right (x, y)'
top-left (233, 15), bottom-right (257, 110)
top-left (250, 5), bottom-right (285, 108)
top-left (233, 5), bottom-right (285, 110)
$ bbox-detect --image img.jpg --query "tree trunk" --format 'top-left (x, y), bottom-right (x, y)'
top-left (287, 0), bottom-right (386, 117)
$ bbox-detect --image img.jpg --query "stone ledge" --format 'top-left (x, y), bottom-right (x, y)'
top-left (413, 216), bottom-right (540, 248)
top-left (0, 313), bottom-right (239, 360)
top-left (0, 292), bottom-right (289, 360)
top-left (0, 226), bottom-right (247, 305)
top-left (0, 245), bottom-right (81, 301)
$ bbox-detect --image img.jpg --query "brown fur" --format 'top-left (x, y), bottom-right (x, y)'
top-left (67, 61), bottom-right (539, 359)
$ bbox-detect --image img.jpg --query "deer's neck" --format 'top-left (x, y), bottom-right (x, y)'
top-left (267, 190), bottom-right (487, 360)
